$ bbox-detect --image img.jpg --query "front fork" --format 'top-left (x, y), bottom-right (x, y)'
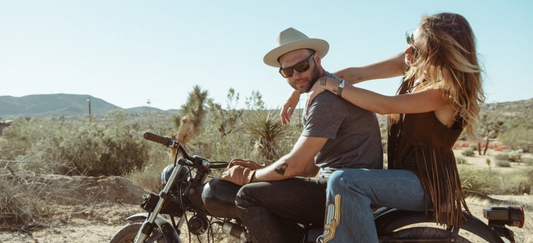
top-left (134, 162), bottom-right (187, 243)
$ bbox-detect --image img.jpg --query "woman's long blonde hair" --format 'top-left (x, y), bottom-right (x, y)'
top-left (405, 13), bottom-right (485, 138)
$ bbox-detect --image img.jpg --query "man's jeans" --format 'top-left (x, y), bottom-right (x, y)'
top-left (235, 177), bottom-right (328, 243)
top-left (323, 169), bottom-right (426, 243)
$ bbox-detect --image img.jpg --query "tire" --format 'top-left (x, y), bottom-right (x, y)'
top-left (109, 222), bottom-right (165, 243)
top-left (387, 227), bottom-right (471, 243)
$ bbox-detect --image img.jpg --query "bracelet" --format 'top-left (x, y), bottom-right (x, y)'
top-left (337, 80), bottom-right (345, 97)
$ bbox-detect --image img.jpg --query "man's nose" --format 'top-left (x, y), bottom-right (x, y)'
top-left (292, 69), bottom-right (304, 78)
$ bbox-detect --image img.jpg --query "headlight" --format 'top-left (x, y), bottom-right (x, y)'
top-left (161, 163), bottom-right (190, 192)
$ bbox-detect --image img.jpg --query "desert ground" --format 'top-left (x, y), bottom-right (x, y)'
top-left (1, 149), bottom-right (532, 243)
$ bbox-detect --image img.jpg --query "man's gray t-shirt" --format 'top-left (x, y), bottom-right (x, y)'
top-left (302, 75), bottom-right (383, 176)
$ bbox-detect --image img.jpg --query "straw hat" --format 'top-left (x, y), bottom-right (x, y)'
top-left (263, 27), bottom-right (329, 67)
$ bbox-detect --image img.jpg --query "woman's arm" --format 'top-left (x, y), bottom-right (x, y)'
top-left (309, 77), bottom-right (449, 115)
top-left (334, 52), bottom-right (407, 85)
top-left (281, 52), bottom-right (407, 124)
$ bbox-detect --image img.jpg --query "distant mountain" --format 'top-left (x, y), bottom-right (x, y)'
top-left (481, 98), bottom-right (533, 120)
top-left (124, 106), bottom-right (180, 115)
top-left (1, 93), bottom-right (531, 119)
top-left (0, 94), bottom-right (178, 118)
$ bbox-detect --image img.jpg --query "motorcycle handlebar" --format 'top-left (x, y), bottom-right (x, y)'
top-left (143, 132), bottom-right (173, 146)
top-left (131, 131), bottom-right (230, 169)
top-left (131, 131), bottom-right (192, 161)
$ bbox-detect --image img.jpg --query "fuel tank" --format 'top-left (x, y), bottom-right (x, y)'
top-left (201, 178), bottom-right (241, 218)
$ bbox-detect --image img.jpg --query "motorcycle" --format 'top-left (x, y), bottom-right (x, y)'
top-left (109, 131), bottom-right (525, 243)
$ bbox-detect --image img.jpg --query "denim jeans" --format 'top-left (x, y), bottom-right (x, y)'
top-left (235, 176), bottom-right (328, 243)
top-left (322, 169), bottom-right (426, 243)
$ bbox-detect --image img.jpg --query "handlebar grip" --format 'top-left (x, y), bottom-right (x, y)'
top-left (143, 132), bottom-right (172, 146)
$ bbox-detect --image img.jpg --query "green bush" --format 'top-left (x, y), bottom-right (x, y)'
top-left (522, 157), bottom-right (533, 166)
top-left (497, 168), bottom-right (533, 195)
top-left (0, 110), bottom-right (172, 176)
top-left (461, 148), bottom-right (475, 157)
top-left (456, 157), bottom-right (467, 165)
top-left (494, 153), bottom-right (510, 161)
top-left (508, 149), bottom-right (523, 162)
top-left (458, 165), bottom-right (497, 196)
top-left (458, 166), bottom-right (533, 195)
top-left (499, 126), bottom-right (533, 152)
top-left (496, 160), bottom-right (511, 167)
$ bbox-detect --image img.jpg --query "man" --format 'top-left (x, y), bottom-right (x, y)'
top-left (219, 27), bottom-right (383, 243)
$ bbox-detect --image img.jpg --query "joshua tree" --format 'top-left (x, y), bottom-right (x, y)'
top-left (207, 88), bottom-right (244, 137)
top-left (478, 113), bottom-right (504, 155)
top-left (171, 85), bottom-right (208, 147)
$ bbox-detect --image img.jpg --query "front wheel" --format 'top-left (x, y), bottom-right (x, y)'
top-left (109, 222), bottom-right (165, 243)
top-left (385, 227), bottom-right (471, 243)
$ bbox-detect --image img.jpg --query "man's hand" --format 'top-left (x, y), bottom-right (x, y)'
top-left (280, 90), bottom-right (301, 125)
top-left (227, 159), bottom-right (265, 170)
top-left (219, 159), bottom-right (265, 186)
top-left (219, 165), bottom-right (256, 186)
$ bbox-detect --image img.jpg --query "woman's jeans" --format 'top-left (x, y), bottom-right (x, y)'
top-left (323, 169), bottom-right (426, 243)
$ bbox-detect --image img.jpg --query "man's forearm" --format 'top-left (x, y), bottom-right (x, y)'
top-left (252, 156), bottom-right (312, 182)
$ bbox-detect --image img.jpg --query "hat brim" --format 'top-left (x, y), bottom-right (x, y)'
top-left (263, 38), bottom-right (329, 67)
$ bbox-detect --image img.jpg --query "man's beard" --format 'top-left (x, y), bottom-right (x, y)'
top-left (291, 64), bottom-right (321, 93)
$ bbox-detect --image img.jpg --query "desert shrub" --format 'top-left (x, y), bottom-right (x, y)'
top-left (522, 157), bottom-right (533, 166)
top-left (468, 143), bottom-right (478, 150)
top-left (508, 149), bottom-right (523, 162)
top-left (494, 152), bottom-right (510, 161)
top-left (461, 148), bottom-right (475, 157)
top-left (126, 148), bottom-right (173, 193)
top-left (0, 174), bottom-right (52, 228)
top-left (0, 110), bottom-right (172, 176)
top-left (457, 165), bottom-right (498, 196)
top-left (499, 126), bottom-right (533, 152)
top-left (497, 168), bottom-right (533, 195)
top-left (458, 166), bottom-right (533, 195)
top-left (456, 157), bottom-right (467, 165)
top-left (496, 160), bottom-right (511, 167)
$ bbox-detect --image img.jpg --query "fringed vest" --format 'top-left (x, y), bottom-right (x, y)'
top-left (387, 80), bottom-right (470, 226)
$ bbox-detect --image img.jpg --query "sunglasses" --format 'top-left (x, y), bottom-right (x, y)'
top-left (279, 53), bottom-right (315, 78)
top-left (405, 30), bottom-right (417, 56)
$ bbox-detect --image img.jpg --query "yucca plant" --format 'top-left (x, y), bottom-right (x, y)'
top-left (243, 109), bottom-right (288, 162)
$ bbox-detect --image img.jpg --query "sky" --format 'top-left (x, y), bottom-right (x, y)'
top-left (1, 1), bottom-right (532, 111)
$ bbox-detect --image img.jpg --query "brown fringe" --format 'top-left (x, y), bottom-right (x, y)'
top-left (396, 143), bottom-right (470, 226)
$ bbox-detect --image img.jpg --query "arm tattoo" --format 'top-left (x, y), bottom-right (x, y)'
top-left (319, 77), bottom-right (327, 86)
top-left (274, 163), bottom-right (288, 175)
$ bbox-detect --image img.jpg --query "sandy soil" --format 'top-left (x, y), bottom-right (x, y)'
top-left (1, 150), bottom-right (532, 243)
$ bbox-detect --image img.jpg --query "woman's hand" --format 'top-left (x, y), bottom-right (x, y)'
top-left (305, 76), bottom-right (329, 113)
top-left (280, 90), bottom-right (301, 125)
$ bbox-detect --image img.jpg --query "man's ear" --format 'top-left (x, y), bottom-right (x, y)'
top-left (314, 52), bottom-right (322, 67)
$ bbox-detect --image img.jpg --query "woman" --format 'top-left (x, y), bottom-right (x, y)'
top-left (283, 13), bottom-right (485, 242)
